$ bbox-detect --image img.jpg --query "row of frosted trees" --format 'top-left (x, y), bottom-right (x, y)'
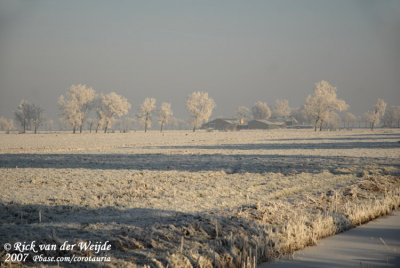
top-left (3, 80), bottom-right (399, 133)
top-left (234, 80), bottom-right (391, 131)
top-left (57, 85), bottom-right (216, 133)
top-left (58, 85), bottom-right (130, 133)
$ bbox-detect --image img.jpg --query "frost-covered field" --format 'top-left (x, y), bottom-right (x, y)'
top-left (1, 129), bottom-right (400, 267)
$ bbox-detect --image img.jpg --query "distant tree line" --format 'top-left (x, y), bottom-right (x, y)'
top-left (233, 81), bottom-right (392, 131)
top-left (58, 84), bottom-right (180, 133)
top-left (1, 80), bottom-right (399, 133)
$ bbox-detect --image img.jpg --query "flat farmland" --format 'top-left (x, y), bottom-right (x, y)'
top-left (1, 129), bottom-right (399, 267)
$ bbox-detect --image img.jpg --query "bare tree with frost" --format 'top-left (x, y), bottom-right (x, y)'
top-left (58, 84), bottom-right (96, 133)
top-left (0, 117), bottom-right (14, 134)
top-left (31, 104), bottom-right (44, 134)
top-left (14, 100), bottom-right (33, 133)
top-left (158, 102), bottom-right (173, 132)
top-left (99, 92), bottom-right (131, 133)
top-left (235, 106), bottom-right (251, 124)
top-left (186, 91), bottom-right (215, 132)
top-left (365, 98), bottom-right (386, 130)
top-left (272, 99), bottom-right (291, 120)
top-left (58, 95), bottom-right (80, 133)
top-left (92, 96), bottom-right (105, 133)
top-left (251, 101), bottom-right (271, 120)
top-left (363, 112), bottom-right (374, 129)
top-left (139, 98), bottom-right (156, 132)
top-left (304, 80), bottom-right (348, 131)
top-left (14, 101), bottom-right (44, 134)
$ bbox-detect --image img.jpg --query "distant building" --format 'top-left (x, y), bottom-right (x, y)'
top-left (202, 118), bottom-right (288, 131)
top-left (247, 120), bottom-right (286, 130)
top-left (201, 118), bottom-right (239, 131)
top-left (285, 117), bottom-right (298, 127)
top-left (285, 117), bottom-right (313, 129)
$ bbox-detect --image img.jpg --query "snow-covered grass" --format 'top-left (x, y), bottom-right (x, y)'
top-left (0, 129), bottom-right (399, 267)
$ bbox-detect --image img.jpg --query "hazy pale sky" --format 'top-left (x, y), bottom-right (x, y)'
top-left (0, 0), bottom-right (399, 121)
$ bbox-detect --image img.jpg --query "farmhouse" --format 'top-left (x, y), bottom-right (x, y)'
top-left (285, 117), bottom-right (298, 127)
top-left (247, 119), bottom-right (286, 129)
top-left (201, 118), bottom-right (239, 131)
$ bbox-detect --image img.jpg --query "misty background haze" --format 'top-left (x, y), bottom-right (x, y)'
top-left (0, 0), bottom-right (399, 123)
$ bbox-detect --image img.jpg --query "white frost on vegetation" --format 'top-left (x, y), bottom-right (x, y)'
top-left (58, 84), bottom-right (96, 134)
top-left (186, 91), bottom-right (215, 132)
top-left (139, 97), bottom-right (156, 132)
top-left (0, 129), bottom-right (399, 267)
top-left (305, 80), bottom-right (348, 131)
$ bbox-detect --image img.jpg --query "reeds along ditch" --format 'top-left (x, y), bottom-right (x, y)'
top-left (105, 175), bottom-right (399, 267)
top-left (1, 174), bottom-right (399, 267)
